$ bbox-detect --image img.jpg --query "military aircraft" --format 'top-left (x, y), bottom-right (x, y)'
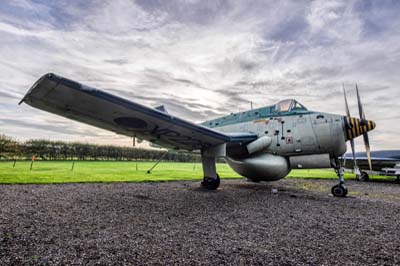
top-left (20, 73), bottom-right (376, 197)
top-left (343, 150), bottom-right (400, 181)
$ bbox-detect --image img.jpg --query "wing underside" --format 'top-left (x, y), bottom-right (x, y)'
top-left (20, 73), bottom-right (257, 151)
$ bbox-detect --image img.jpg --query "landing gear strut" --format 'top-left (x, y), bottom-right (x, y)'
top-left (200, 144), bottom-right (226, 190)
top-left (331, 158), bottom-right (348, 197)
top-left (201, 155), bottom-right (220, 190)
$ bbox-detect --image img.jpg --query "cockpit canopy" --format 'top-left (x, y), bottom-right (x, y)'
top-left (275, 99), bottom-right (307, 113)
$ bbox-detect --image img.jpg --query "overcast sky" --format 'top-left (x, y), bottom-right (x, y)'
top-left (0, 0), bottom-right (399, 150)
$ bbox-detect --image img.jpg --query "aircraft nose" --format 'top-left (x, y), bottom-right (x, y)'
top-left (368, 120), bottom-right (376, 131)
top-left (344, 117), bottom-right (376, 140)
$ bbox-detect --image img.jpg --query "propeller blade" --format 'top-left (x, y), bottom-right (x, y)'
top-left (363, 133), bottom-right (373, 171)
top-left (357, 84), bottom-right (373, 171)
top-left (343, 83), bottom-right (351, 117)
top-left (356, 84), bottom-right (366, 121)
top-left (349, 139), bottom-right (359, 173)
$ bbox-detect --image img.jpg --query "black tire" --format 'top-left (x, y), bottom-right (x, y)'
top-left (357, 171), bottom-right (369, 182)
top-left (201, 174), bottom-right (220, 190)
top-left (331, 184), bottom-right (348, 197)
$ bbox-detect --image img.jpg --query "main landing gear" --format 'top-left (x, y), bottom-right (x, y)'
top-left (201, 174), bottom-right (220, 190)
top-left (331, 158), bottom-right (348, 197)
top-left (201, 155), bottom-right (220, 190)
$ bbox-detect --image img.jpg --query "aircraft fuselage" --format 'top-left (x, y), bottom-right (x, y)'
top-left (202, 99), bottom-right (359, 182)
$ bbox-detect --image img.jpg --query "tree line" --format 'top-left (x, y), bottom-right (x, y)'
top-left (0, 134), bottom-right (200, 162)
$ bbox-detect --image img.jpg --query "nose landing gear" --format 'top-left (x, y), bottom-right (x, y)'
top-left (331, 183), bottom-right (348, 197)
top-left (356, 171), bottom-right (370, 182)
top-left (332, 158), bottom-right (348, 197)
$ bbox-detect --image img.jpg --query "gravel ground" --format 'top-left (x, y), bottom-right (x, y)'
top-left (1, 179), bottom-right (399, 265)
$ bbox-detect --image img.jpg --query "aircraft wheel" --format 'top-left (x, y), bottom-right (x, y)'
top-left (331, 184), bottom-right (348, 197)
top-left (357, 171), bottom-right (369, 182)
top-left (201, 174), bottom-right (220, 190)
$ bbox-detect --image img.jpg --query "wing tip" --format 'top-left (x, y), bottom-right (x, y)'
top-left (19, 72), bottom-right (57, 105)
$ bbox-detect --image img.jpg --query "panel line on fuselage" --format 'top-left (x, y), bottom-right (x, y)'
top-left (202, 108), bottom-right (315, 129)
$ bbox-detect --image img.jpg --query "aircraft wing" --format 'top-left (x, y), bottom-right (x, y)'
top-left (20, 73), bottom-right (257, 151)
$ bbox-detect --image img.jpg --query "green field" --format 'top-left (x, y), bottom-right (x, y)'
top-left (0, 161), bottom-right (381, 184)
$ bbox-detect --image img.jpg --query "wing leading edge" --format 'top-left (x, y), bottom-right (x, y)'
top-left (20, 73), bottom-right (257, 150)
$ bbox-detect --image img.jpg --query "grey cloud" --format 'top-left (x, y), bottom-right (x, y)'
top-left (0, 118), bottom-right (100, 137)
top-left (0, 0), bottom-right (399, 148)
top-left (172, 78), bottom-right (204, 89)
top-left (0, 90), bottom-right (20, 100)
top-left (135, 0), bottom-right (232, 25)
top-left (103, 59), bottom-right (129, 65)
top-left (104, 87), bottom-right (220, 121)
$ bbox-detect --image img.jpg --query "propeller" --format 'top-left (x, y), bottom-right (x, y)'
top-left (343, 84), bottom-right (359, 174)
top-left (356, 84), bottom-right (373, 172)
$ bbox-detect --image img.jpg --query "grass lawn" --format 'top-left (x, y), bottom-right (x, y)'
top-left (0, 160), bottom-right (384, 184)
